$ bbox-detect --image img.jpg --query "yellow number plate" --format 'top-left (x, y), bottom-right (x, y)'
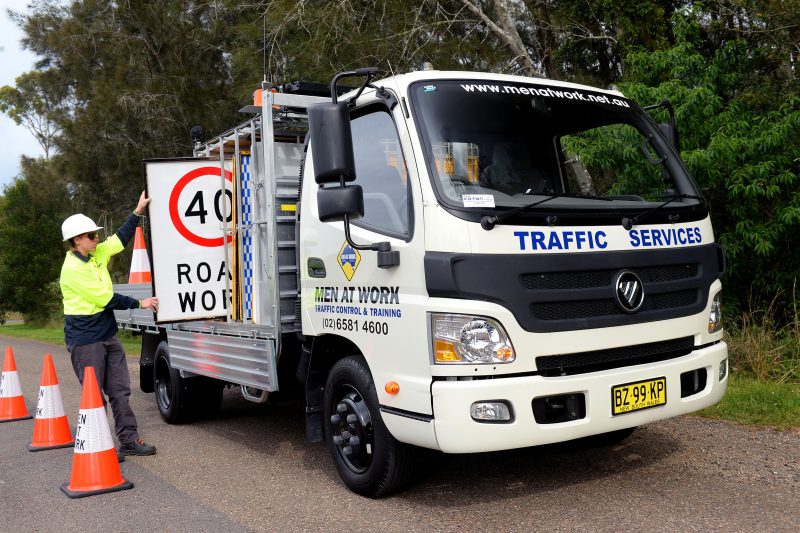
top-left (611, 377), bottom-right (666, 416)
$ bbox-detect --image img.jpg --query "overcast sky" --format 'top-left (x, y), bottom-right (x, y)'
top-left (0, 1), bottom-right (44, 191)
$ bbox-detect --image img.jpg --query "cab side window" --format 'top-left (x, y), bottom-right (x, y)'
top-left (350, 109), bottom-right (411, 238)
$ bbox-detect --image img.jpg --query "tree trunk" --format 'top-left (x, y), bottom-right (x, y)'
top-left (522, 0), bottom-right (562, 80)
top-left (460, 0), bottom-right (543, 77)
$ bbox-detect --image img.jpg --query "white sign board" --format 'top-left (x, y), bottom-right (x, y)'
top-left (145, 159), bottom-right (234, 322)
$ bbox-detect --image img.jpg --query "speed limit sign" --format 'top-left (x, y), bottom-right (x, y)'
top-left (168, 166), bottom-right (234, 247)
top-left (145, 159), bottom-right (236, 322)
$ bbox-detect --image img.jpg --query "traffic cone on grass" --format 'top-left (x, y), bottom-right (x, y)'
top-left (60, 366), bottom-right (133, 498)
top-left (128, 226), bottom-right (152, 284)
top-left (0, 346), bottom-right (33, 422)
top-left (28, 354), bottom-right (73, 451)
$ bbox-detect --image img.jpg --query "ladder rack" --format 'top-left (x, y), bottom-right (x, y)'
top-left (188, 91), bottom-right (325, 354)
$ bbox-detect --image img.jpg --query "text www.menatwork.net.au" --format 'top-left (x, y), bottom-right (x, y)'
top-left (458, 83), bottom-right (630, 107)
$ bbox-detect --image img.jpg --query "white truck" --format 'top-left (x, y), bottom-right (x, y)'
top-left (115, 68), bottom-right (728, 497)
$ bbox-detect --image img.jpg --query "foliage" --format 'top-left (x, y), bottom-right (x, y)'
top-left (225, 0), bottom-right (507, 98)
top-left (724, 293), bottom-right (800, 384)
top-left (619, 11), bottom-right (800, 317)
top-left (0, 69), bottom-right (65, 158)
top-left (0, 162), bottom-right (69, 321)
top-left (12, 0), bottom-right (241, 215)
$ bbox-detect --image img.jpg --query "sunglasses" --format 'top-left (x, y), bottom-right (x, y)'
top-left (85, 232), bottom-right (99, 240)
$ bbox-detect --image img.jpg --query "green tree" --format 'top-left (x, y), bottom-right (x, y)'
top-left (0, 70), bottom-right (66, 158)
top-left (226, 0), bottom-right (508, 98)
top-left (0, 160), bottom-right (69, 322)
top-left (13, 0), bottom-right (240, 217)
top-left (456, 0), bottom-right (676, 84)
top-left (616, 12), bottom-right (800, 316)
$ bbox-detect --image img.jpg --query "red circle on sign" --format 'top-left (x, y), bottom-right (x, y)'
top-left (169, 167), bottom-right (234, 247)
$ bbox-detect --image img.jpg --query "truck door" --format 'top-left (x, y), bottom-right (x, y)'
top-left (301, 97), bottom-right (432, 415)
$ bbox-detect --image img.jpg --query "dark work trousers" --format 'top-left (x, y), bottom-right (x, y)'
top-left (68, 336), bottom-right (140, 444)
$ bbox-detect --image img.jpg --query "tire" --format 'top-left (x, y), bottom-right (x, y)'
top-left (154, 342), bottom-right (191, 424)
top-left (323, 356), bottom-right (421, 498)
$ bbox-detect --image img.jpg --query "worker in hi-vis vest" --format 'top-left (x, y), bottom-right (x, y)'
top-left (60, 191), bottom-right (158, 460)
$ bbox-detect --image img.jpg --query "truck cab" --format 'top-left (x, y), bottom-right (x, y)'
top-left (301, 69), bottom-right (726, 494)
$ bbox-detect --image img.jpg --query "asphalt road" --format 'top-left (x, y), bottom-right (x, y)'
top-left (1, 335), bottom-right (798, 532)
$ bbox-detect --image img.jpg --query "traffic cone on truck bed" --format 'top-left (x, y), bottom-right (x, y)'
top-left (0, 346), bottom-right (33, 422)
top-left (61, 366), bottom-right (133, 498)
top-left (128, 226), bottom-right (151, 284)
top-left (28, 353), bottom-right (73, 451)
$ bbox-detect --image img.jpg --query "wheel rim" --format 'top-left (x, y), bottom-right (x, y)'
top-left (329, 384), bottom-right (374, 474)
top-left (155, 357), bottom-right (172, 410)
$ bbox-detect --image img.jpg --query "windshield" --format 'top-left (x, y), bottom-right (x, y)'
top-left (409, 80), bottom-right (704, 222)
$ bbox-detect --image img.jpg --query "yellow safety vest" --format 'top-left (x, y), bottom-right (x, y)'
top-left (60, 235), bottom-right (124, 316)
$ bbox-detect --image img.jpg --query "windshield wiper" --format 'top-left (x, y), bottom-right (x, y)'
top-left (480, 193), bottom-right (611, 230)
top-left (621, 194), bottom-right (704, 230)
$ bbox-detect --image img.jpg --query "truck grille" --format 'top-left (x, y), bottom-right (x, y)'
top-left (531, 289), bottom-right (698, 321)
top-left (521, 264), bottom-right (698, 290)
top-left (536, 336), bottom-right (694, 376)
top-left (424, 244), bottom-right (724, 333)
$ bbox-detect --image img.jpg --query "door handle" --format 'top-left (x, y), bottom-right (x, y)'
top-left (308, 257), bottom-right (326, 278)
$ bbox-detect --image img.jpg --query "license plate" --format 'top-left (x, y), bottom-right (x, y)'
top-left (611, 377), bottom-right (666, 416)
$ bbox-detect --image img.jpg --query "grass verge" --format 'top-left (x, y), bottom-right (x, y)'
top-left (696, 373), bottom-right (800, 430)
top-left (724, 298), bottom-right (800, 384)
top-left (0, 323), bottom-right (142, 356)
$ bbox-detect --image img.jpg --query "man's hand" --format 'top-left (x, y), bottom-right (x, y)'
top-left (140, 297), bottom-right (159, 312)
top-left (135, 191), bottom-right (151, 215)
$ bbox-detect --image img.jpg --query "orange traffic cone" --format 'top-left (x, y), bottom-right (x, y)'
top-left (28, 354), bottom-right (73, 451)
top-left (0, 346), bottom-right (33, 423)
top-left (128, 226), bottom-right (151, 284)
top-left (60, 366), bottom-right (133, 498)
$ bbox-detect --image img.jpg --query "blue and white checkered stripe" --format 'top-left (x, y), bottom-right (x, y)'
top-left (241, 155), bottom-right (253, 320)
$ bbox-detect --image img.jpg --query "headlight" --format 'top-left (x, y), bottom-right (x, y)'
top-left (430, 313), bottom-right (515, 364)
top-left (708, 292), bottom-right (722, 333)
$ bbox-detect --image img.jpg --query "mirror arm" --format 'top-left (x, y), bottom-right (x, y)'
top-left (643, 98), bottom-right (676, 127)
top-left (342, 214), bottom-right (400, 269)
top-left (330, 67), bottom-right (380, 104)
top-left (644, 98), bottom-right (680, 152)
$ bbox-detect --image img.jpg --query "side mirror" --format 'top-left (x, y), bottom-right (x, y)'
top-left (317, 185), bottom-right (364, 222)
top-left (658, 122), bottom-right (680, 152)
top-left (308, 102), bottom-right (356, 184)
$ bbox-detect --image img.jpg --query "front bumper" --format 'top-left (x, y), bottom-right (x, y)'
top-left (431, 341), bottom-right (727, 453)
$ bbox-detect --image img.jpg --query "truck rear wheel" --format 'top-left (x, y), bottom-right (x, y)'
top-left (154, 342), bottom-right (192, 424)
top-left (153, 341), bottom-right (223, 424)
top-left (323, 356), bottom-right (420, 498)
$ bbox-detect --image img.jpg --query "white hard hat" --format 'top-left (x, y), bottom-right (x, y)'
top-left (61, 213), bottom-right (104, 241)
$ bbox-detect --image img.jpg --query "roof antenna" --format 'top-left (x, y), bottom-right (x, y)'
top-left (386, 59), bottom-right (396, 78)
top-left (262, 12), bottom-right (268, 84)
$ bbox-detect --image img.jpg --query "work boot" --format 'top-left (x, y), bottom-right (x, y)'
top-left (119, 438), bottom-right (157, 456)
top-left (117, 449), bottom-right (125, 462)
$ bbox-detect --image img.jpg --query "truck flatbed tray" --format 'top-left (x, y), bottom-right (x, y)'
top-left (113, 283), bottom-right (278, 339)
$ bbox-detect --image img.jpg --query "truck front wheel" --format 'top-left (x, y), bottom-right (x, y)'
top-left (323, 356), bottom-right (420, 497)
